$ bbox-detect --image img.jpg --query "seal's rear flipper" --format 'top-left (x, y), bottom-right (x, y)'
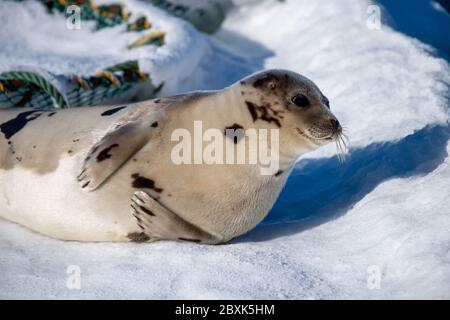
top-left (130, 191), bottom-right (221, 244)
top-left (78, 121), bottom-right (150, 191)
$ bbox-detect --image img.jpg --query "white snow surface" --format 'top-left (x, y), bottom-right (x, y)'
top-left (1, 0), bottom-right (449, 299)
top-left (0, 0), bottom-right (213, 93)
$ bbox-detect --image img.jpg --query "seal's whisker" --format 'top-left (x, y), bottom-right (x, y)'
top-left (342, 130), bottom-right (349, 139)
top-left (335, 141), bottom-right (341, 162)
top-left (340, 134), bottom-right (348, 152)
top-left (334, 133), bottom-right (348, 164)
top-left (335, 138), bottom-right (344, 163)
top-left (341, 134), bottom-right (348, 149)
top-left (340, 131), bottom-right (350, 147)
top-left (341, 130), bottom-right (349, 140)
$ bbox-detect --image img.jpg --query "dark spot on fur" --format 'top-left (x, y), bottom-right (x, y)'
top-left (240, 81), bottom-right (246, 85)
top-left (33, 145), bottom-right (36, 149)
top-left (101, 105), bottom-right (127, 116)
top-left (48, 112), bottom-right (57, 117)
top-left (0, 111), bottom-right (42, 139)
top-left (245, 101), bottom-right (282, 127)
top-left (178, 237), bottom-right (201, 243)
top-left (127, 232), bottom-right (150, 243)
top-left (253, 73), bottom-right (279, 89)
top-left (224, 123), bottom-right (244, 144)
top-left (73, 139), bottom-right (80, 143)
top-left (96, 144), bottom-right (119, 162)
top-left (154, 99), bottom-right (161, 103)
top-left (151, 121), bottom-right (158, 128)
top-left (275, 170), bottom-right (284, 177)
top-left (131, 173), bottom-right (163, 193)
top-left (8, 141), bottom-right (11, 145)
top-left (246, 101), bottom-right (258, 122)
top-left (68, 150), bottom-right (73, 154)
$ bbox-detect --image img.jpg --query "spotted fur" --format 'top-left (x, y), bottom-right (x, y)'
top-left (0, 110), bottom-right (42, 140)
top-left (96, 144), bottom-right (119, 162)
top-left (131, 173), bottom-right (163, 193)
top-left (101, 106), bottom-right (127, 116)
top-left (245, 101), bottom-right (282, 127)
top-left (0, 69), bottom-right (340, 244)
top-left (224, 123), bottom-right (244, 144)
top-left (130, 191), bottom-right (220, 244)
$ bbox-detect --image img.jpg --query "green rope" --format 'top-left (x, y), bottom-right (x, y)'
top-left (0, 71), bottom-right (68, 108)
top-left (105, 60), bottom-right (139, 73)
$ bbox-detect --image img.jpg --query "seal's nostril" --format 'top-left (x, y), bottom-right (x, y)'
top-left (330, 119), bottom-right (340, 130)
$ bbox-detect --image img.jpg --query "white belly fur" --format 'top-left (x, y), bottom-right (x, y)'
top-left (0, 152), bottom-right (137, 242)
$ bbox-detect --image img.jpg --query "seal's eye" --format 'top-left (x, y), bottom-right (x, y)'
top-left (322, 96), bottom-right (330, 109)
top-left (291, 94), bottom-right (310, 108)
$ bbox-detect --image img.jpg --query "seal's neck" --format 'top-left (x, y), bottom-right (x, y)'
top-left (222, 86), bottom-right (301, 173)
top-left (214, 85), bottom-right (249, 121)
top-left (176, 86), bottom-right (304, 175)
top-left (182, 86), bottom-right (248, 126)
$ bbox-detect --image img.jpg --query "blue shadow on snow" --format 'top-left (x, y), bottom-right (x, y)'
top-left (239, 124), bottom-right (450, 242)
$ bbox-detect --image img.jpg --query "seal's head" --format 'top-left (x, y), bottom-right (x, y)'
top-left (237, 69), bottom-right (346, 159)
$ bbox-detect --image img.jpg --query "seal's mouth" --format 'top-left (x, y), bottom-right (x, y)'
top-left (295, 127), bottom-right (334, 143)
top-left (296, 127), bottom-right (348, 162)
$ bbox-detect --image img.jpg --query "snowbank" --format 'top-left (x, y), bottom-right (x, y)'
top-left (0, 0), bottom-right (217, 95)
top-left (0, 0), bottom-right (449, 299)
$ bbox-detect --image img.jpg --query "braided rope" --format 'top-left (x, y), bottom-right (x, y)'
top-left (0, 71), bottom-right (68, 108)
top-left (105, 60), bottom-right (139, 73)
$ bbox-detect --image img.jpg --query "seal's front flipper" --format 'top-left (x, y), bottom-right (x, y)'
top-left (130, 191), bottom-right (221, 244)
top-left (78, 121), bottom-right (150, 191)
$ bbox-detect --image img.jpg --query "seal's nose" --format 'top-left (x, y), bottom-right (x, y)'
top-left (330, 118), bottom-right (340, 131)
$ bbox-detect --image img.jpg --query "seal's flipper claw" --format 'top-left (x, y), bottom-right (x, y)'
top-left (130, 191), bottom-right (221, 244)
top-left (79, 121), bottom-right (149, 191)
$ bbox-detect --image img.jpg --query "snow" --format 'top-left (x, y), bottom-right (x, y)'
top-left (0, 0), bottom-right (210, 90)
top-left (1, 0), bottom-right (449, 299)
